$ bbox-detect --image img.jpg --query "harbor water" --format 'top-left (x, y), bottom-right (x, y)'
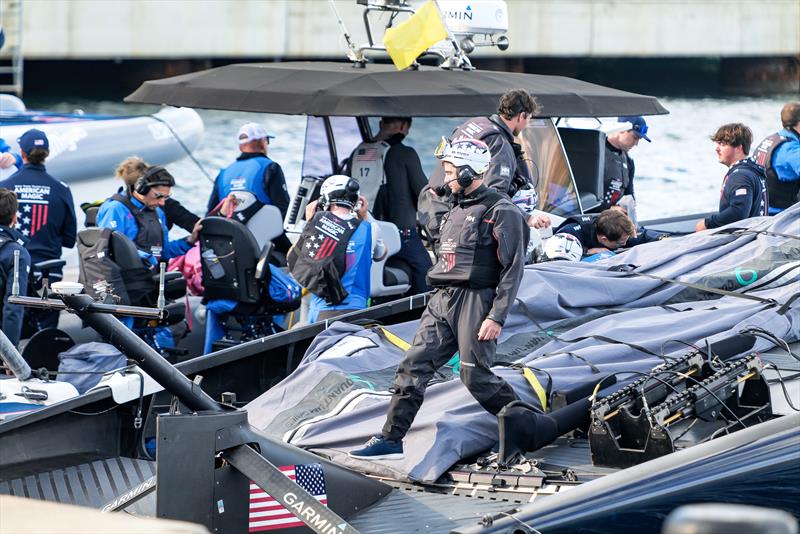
top-left (23, 94), bottom-right (794, 232)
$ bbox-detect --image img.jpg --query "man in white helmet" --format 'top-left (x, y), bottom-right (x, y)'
top-left (287, 175), bottom-right (383, 323)
top-left (351, 139), bottom-right (528, 460)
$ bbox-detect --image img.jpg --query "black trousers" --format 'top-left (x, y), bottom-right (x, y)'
top-left (382, 286), bottom-right (518, 441)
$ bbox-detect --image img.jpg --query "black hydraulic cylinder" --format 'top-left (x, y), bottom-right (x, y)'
top-left (61, 293), bottom-right (219, 413)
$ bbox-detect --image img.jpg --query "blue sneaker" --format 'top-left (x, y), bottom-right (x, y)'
top-left (349, 436), bottom-right (404, 460)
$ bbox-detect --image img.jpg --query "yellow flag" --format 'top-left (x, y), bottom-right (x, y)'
top-left (383, 0), bottom-right (449, 71)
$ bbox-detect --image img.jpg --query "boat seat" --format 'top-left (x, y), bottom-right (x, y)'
top-left (106, 231), bottom-right (186, 301)
top-left (370, 220), bottom-right (410, 298)
top-left (558, 127), bottom-right (606, 212)
top-left (77, 228), bottom-right (186, 305)
top-left (200, 216), bottom-right (261, 306)
top-left (32, 259), bottom-right (66, 273)
top-left (200, 217), bottom-right (300, 351)
top-left (81, 204), bottom-right (101, 227)
top-left (244, 204), bottom-right (284, 253)
top-left (199, 216), bottom-right (298, 315)
top-left (161, 301), bottom-right (187, 326)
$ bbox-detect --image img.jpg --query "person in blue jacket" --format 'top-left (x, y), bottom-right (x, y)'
top-left (754, 102), bottom-right (800, 214)
top-left (207, 122), bottom-right (292, 252)
top-left (96, 166), bottom-right (201, 338)
top-left (96, 165), bottom-right (202, 268)
top-left (696, 123), bottom-right (768, 231)
top-left (0, 188), bottom-right (31, 347)
top-left (0, 129), bottom-right (76, 331)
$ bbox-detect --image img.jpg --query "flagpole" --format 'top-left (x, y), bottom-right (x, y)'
top-left (431, 0), bottom-right (472, 70)
top-left (328, 0), bottom-right (365, 65)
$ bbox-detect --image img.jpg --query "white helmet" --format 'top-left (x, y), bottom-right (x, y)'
top-left (320, 174), bottom-right (360, 210)
top-left (541, 233), bottom-right (583, 262)
top-left (511, 187), bottom-right (539, 215)
top-left (437, 138), bottom-right (491, 177)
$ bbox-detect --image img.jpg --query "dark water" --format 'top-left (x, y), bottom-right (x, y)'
top-left (25, 94), bottom-right (792, 223)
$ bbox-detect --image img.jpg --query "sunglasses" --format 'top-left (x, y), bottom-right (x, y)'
top-left (152, 191), bottom-right (171, 200)
top-left (434, 136), bottom-right (450, 158)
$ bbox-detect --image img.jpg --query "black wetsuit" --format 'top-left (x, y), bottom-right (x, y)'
top-left (601, 141), bottom-right (635, 211)
top-left (382, 185), bottom-right (527, 442)
top-left (163, 197), bottom-right (200, 232)
top-left (555, 215), bottom-right (664, 255)
top-left (429, 115), bottom-right (529, 196)
top-left (555, 215), bottom-right (602, 252)
top-left (380, 134), bottom-right (432, 296)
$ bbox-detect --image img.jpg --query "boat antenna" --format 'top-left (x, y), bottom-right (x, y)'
top-left (157, 262), bottom-right (166, 312)
top-left (329, 0), bottom-right (366, 66)
top-left (11, 249), bottom-right (20, 297)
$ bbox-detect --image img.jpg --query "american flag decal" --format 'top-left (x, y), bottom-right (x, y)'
top-left (15, 201), bottom-right (49, 238)
top-left (354, 147), bottom-right (378, 160)
top-left (30, 204), bottom-right (49, 236)
top-left (314, 237), bottom-right (337, 260)
top-left (442, 252), bottom-right (455, 272)
top-left (249, 464), bottom-right (328, 532)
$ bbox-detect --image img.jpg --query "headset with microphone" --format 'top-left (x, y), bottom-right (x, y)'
top-left (434, 166), bottom-right (476, 197)
top-left (133, 165), bottom-right (176, 195)
top-left (433, 137), bottom-right (490, 196)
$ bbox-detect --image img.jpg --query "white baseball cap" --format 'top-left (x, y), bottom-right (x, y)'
top-left (237, 122), bottom-right (274, 144)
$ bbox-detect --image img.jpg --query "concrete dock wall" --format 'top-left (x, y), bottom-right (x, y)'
top-left (7, 0), bottom-right (799, 60)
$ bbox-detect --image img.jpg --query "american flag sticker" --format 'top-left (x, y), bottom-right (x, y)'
top-left (442, 252), bottom-right (455, 272)
top-left (249, 464), bottom-right (328, 532)
top-left (30, 204), bottom-right (49, 235)
top-left (354, 147), bottom-right (378, 160)
top-left (735, 188), bottom-right (748, 196)
top-left (15, 202), bottom-right (49, 238)
top-left (314, 237), bottom-right (337, 260)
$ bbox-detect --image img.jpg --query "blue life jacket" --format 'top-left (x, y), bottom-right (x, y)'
top-left (216, 155), bottom-right (273, 207)
top-left (309, 222), bottom-right (373, 321)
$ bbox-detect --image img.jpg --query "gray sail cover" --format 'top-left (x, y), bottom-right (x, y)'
top-left (247, 206), bottom-right (800, 483)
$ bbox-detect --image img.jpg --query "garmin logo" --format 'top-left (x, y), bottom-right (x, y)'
top-left (283, 492), bottom-right (345, 534)
top-left (100, 477), bottom-right (156, 512)
top-left (443, 7), bottom-right (473, 21)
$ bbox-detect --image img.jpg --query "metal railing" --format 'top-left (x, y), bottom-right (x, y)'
top-left (0, 0), bottom-right (23, 95)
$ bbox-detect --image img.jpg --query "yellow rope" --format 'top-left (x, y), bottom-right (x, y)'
top-left (521, 367), bottom-right (548, 412)
top-left (379, 327), bottom-right (411, 351)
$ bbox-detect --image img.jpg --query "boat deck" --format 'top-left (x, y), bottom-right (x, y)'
top-left (0, 457), bottom-right (155, 514)
top-left (349, 488), bottom-right (524, 533)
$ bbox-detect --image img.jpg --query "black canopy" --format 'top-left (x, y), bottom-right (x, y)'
top-left (126, 61), bottom-right (668, 118)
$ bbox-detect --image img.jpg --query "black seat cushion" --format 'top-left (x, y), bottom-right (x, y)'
top-left (199, 217), bottom-right (261, 305)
